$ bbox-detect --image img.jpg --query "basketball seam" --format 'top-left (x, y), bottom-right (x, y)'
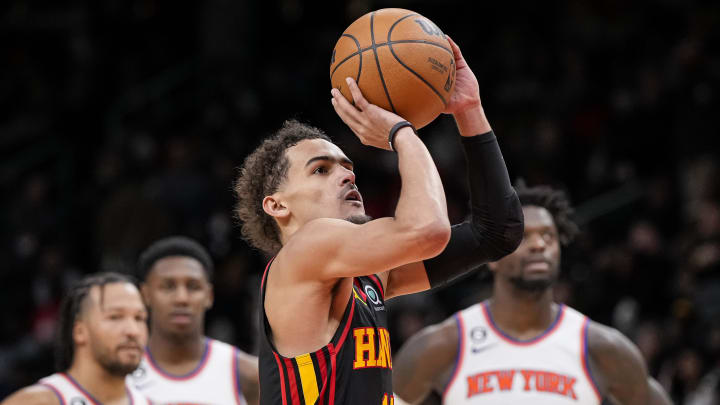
top-left (387, 14), bottom-right (450, 106)
top-left (330, 34), bottom-right (362, 84)
top-left (330, 40), bottom-right (451, 80)
top-left (370, 11), bottom-right (396, 113)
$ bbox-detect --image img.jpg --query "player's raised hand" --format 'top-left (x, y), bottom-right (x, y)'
top-left (443, 36), bottom-right (482, 115)
top-left (331, 77), bottom-right (406, 151)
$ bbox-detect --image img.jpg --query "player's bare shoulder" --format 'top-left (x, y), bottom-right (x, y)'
top-left (394, 316), bottom-right (459, 401)
top-left (586, 320), bottom-right (643, 360)
top-left (0, 384), bottom-right (60, 405)
top-left (586, 320), bottom-right (650, 402)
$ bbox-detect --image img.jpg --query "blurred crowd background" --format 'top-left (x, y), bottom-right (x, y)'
top-left (2, 0), bottom-right (719, 403)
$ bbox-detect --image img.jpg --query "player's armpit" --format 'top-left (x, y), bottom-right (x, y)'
top-left (393, 317), bottom-right (458, 404)
top-left (280, 216), bottom-right (449, 282)
top-left (0, 385), bottom-right (60, 405)
top-left (587, 321), bottom-right (658, 405)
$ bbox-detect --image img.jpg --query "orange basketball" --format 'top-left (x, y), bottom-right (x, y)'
top-left (330, 8), bottom-right (456, 129)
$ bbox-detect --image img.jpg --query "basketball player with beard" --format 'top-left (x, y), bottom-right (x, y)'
top-left (234, 38), bottom-right (523, 404)
top-left (1, 273), bottom-right (151, 405)
top-left (393, 183), bottom-right (673, 405)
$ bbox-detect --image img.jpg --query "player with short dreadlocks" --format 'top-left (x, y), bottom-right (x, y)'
top-left (393, 182), bottom-right (672, 405)
top-left (1, 272), bottom-right (151, 405)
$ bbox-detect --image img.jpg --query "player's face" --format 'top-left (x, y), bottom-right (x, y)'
top-left (491, 206), bottom-right (561, 291)
top-left (81, 283), bottom-right (148, 376)
top-left (142, 256), bottom-right (213, 339)
top-left (280, 139), bottom-right (367, 224)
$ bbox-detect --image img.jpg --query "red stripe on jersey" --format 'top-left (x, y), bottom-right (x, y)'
top-left (39, 382), bottom-right (66, 405)
top-left (328, 344), bottom-right (338, 405)
top-left (581, 318), bottom-right (603, 401)
top-left (273, 352), bottom-right (288, 405)
top-left (442, 312), bottom-right (466, 401)
top-left (335, 297), bottom-right (355, 352)
top-left (283, 358), bottom-right (301, 405)
top-left (367, 274), bottom-right (384, 298)
top-left (353, 279), bottom-right (367, 301)
top-left (316, 350), bottom-right (328, 405)
top-left (260, 258), bottom-right (275, 291)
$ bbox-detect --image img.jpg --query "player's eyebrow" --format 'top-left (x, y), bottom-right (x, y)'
top-left (305, 155), bottom-right (354, 168)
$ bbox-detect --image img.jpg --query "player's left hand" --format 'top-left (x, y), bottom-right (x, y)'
top-left (443, 36), bottom-right (481, 115)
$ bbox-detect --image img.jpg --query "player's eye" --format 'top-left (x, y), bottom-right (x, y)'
top-left (542, 231), bottom-right (556, 242)
top-left (108, 314), bottom-right (123, 321)
top-left (313, 166), bottom-right (328, 174)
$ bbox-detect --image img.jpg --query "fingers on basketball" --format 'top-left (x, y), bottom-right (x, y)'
top-left (346, 78), bottom-right (369, 111)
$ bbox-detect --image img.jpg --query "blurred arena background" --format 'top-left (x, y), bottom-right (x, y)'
top-left (2, 0), bottom-right (719, 403)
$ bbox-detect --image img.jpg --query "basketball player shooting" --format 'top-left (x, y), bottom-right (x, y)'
top-left (392, 183), bottom-right (673, 405)
top-left (1, 273), bottom-right (151, 405)
top-left (234, 36), bottom-right (523, 405)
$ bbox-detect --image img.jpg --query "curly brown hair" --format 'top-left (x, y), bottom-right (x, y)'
top-left (234, 120), bottom-right (331, 255)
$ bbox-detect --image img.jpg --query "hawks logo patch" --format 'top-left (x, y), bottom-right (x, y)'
top-left (364, 285), bottom-right (381, 305)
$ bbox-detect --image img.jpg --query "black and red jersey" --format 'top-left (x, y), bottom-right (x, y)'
top-left (259, 261), bottom-right (393, 405)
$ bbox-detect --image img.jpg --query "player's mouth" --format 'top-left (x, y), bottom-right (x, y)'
top-left (522, 257), bottom-right (552, 272)
top-left (343, 190), bottom-right (363, 205)
top-left (169, 311), bottom-right (193, 325)
top-left (117, 343), bottom-right (142, 354)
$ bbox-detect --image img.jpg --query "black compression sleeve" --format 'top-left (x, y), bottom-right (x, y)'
top-left (424, 131), bottom-right (524, 289)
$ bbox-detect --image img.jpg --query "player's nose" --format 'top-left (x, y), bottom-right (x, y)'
top-left (173, 285), bottom-right (190, 304)
top-left (123, 317), bottom-right (145, 338)
top-left (338, 166), bottom-right (355, 186)
top-left (526, 233), bottom-right (547, 251)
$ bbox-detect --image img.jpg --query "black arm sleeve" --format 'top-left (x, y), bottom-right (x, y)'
top-left (424, 131), bottom-right (524, 289)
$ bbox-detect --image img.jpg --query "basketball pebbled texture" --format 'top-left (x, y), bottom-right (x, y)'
top-left (330, 8), bottom-right (456, 129)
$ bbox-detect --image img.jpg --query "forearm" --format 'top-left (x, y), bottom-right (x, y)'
top-left (423, 126), bottom-right (523, 288)
top-left (393, 127), bottom-right (449, 233)
top-left (454, 104), bottom-right (491, 137)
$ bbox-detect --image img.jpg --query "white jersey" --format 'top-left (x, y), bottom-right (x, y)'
top-left (127, 338), bottom-right (247, 405)
top-left (443, 302), bottom-right (602, 405)
top-left (39, 372), bottom-right (151, 405)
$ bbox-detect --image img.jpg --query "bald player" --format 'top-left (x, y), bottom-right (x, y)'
top-left (1, 272), bottom-right (151, 405)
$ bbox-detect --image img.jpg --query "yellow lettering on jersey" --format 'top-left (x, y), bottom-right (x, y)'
top-left (376, 328), bottom-right (392, 369)
top-left (353, 327), bottom-right (392, 370)
top-left (381, 393), bottom-right (394, 405)
top-left (353, 328), bottom-right (376, 368)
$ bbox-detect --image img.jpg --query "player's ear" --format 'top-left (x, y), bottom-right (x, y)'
top-left (263, 194), bottom-right (289, 220)
top-left (487, 261), bottom-right (498, 273)
top-left (73, 320), bottom-right (89, 346)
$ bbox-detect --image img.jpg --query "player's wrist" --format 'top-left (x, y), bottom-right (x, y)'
top-left (388, 121), bottom-right (418, 151)
top-left (453, 104), bottom-right (491, 137)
